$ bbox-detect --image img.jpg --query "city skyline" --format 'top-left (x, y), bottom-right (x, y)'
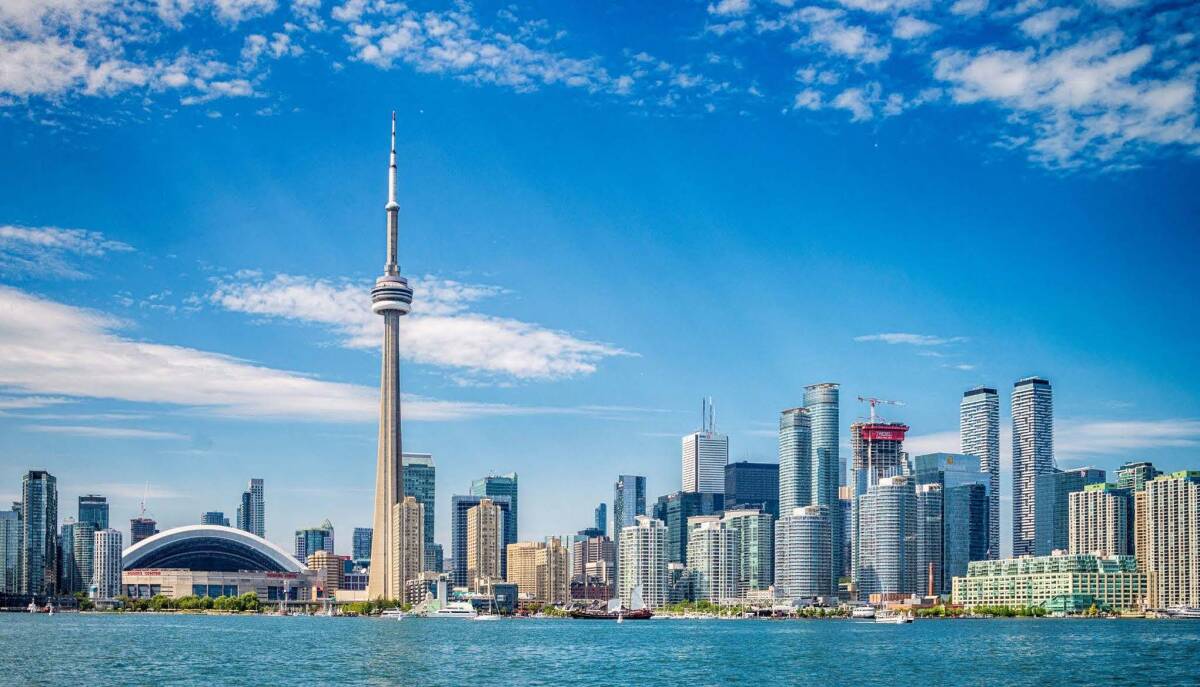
top-left (2, 3), bottom-right (1200, 561)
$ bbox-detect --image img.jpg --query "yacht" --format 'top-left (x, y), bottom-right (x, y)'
top-left (851, 606), bottom-right (876, 619)
top-left (1166, 606), bottom-right (1200, 619)
top-left (426, 602), bottom-right (478, 619)
top-left (379, 608), bottom-right (405, 619)
top-left (874, 610), bottom-right (913, 624)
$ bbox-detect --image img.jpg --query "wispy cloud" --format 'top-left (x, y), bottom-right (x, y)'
top-left (854, 332), bottom-right (967, 346)
top-left (0, 395), bottom-right (72, 410)
top-left (24, 424), bottom-right (188, 439)
top-left (904, 418), bottom-right (1200, 460)
top-left (0, 225), bottom-right (132, 278)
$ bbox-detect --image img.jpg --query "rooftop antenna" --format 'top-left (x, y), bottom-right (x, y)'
top-left (138, 481), bottom-right (150, 519)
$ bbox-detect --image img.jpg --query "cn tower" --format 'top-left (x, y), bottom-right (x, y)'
top-left (367, 113), bottom-right (414, 600)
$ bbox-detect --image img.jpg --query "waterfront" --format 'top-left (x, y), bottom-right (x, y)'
top-left (4, 615), bottom-right (1199, 686)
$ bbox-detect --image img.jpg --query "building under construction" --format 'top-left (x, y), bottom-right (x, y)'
top-left (850, 420), bottom-right (910, 490)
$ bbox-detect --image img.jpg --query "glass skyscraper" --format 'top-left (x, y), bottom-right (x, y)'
top-left (20, 470), bottom-right (57, 596)
top-left (612, 474), bottom-right (646, 583)
top-left (236, 478), bottom-right (265, 539)
top-left (855, 475), bottom-right (917, 599)
top-left (200, 511), bottom-right (229, 527)
top-left (1034, 467), bottom-right (1106, 555)
top-left (78, 495), bottom-right (108, 531)
top-left (294, 519), bottom-right (335, 561)
top-left (778, 407), bottom-right (811, 514)
top-left (403, 453), bottom-right (436, 547)
top-left (725, 461), bottom-right (779, 519)
top-left (1012, 377), bottom-right (1054, 557)
top-left (804, 383), bottom-right (841, 589)
top-left (450, 494), bottom-right (512, 586)
top-left (774, 505), bottom-right (831, 599)
top-left (960, 386), bottom-right (1000, 559)
top-left (652, 491), bottom-right (724, 565)
top-left (353, 527), bottom-right (373, 561)
top-left (471, 473), bottom-right (518, 551)
top-left (913, 453), bottom-right (991, 592)
top-left (0, 505), bottom-right (19, 594)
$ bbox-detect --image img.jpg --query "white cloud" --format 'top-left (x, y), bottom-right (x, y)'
top-left (0, 395), bottom-right (71, 410)
top-left (0, 224), bottom-right (133, 277)
top-left (835, 0), bottom-right (925, 12)
top-left (950, 0), bottom-right (988, 16)
top-left (1056, 419), bottom-right (1200, 456)
top-left (854, 332), bottom-right (966, 346)
top-left (893, 16), bottom-right (938, 40)
top-left (934, 33), bottom-right (1200, 168)
top-left (708, 0), bottom-right (752, 17)
top-left (832, 85), bottom-right (877, 120)
top-left (1019, 7), bottom-right (1080, 39)
top-left (24, 424), bottom-right (189, 439)
top-left (209, 273), bottom-right (630, 381)
top-left (795, 8), bottom-right (891, 64)
top-left (793, 88), bottom-right (823, 109)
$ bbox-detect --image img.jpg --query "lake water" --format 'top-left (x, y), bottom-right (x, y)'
top-left (3, 614), bottom-right (1198, 685)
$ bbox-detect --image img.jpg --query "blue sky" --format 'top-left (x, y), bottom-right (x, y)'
top-left (1, 0), bottom-right (1198, 558)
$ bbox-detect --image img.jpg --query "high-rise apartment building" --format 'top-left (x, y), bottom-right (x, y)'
top-left (391, 496), bottom-right (424, 594)
top-left (1069, 483), bottom-right (1133, 558)
top-left (855, 475), bottom-right (917, 599)
top-left (19, 470), bottom-right (57, 596)
top-left (507, 539), bottom-right (569, 604)
top-left (450, 494), bottom-right (511, 587)
top-left (652, 491), bottom-right (725, 565)
top-left (960, 387), bottom-right (1000, 559)
top-left (200, 512), bottom-right (230, 527)
top-left (915, 484), bottom-right (943, 595)
top-left (78, 495), bottom-right (109, 531)
top-left (471, 473), bottom-right (518, 575)
top-left (1145, 471), bottom-right (1200, 609)
top-left (1115, 461), bottom-right (1159, 572)
top-left (572, 535), bottom-right (616, 583)
top-left (0, 506), bottom-right (19, 593)
top-left (804, 383), bottom-right (841, 588)
top-left (403, 453), bottom-right (436, 546)
top-left (1012, 376), bottom-right (1054, 557)
top-left (92, 528), bottom-right (123, 602)
top-left (1117, 461), bottom-right (1161, 492)
top-left (725, 462), bottom-right (779, 519)
top-left (612, 474), bottom-right (646, 583)
top-left (294, 520), bottom-right (335, 562)
top-left (912, 453), bottom-right (991, 593)
top-left (129, 517), bottom-right (158, 545)
top-left (59, 520), bottom-right (96, 595)
top-left (307, 550), bottom-right (343, 597)
top-left (686, 517), bottom-right (737, 603)
top-left (236, 478), bottom-right (265, 539)
top-left (618, 516), bottom-right (668, 609)
top-left (73, 521), bottom-right (96, 596)
top-left (778, 407), bottom-right (812, 513)
top-left (839, 487), bottom-right (853, 579)
top-left (1034, 467), bottom-right (1106, 556)
top-left (721, 508), bottom-right (774, 596)
top-left (353, 527), bottom-right (373, 562)
top-left (465, 498), bottom-right (504, 591)
top-left (774, 505), bottom-right (831, 599)
top-left (682, 399), bottom-right (729, 494)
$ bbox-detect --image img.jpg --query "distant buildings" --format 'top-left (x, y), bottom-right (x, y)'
top-left (653, 491), bottom-right (724, 565)
top-left (236, 478), bottom-right (265, 539)
top-left (130, 517), bottom-right (159, 545)
top-left (0, 506), bottom-right (19, 593)
top-left (775, 505), bottom-right (831, 599)
top-left (200, 512), bottom-right (230, 527)
top-left (92, 528), bottom-right (122, 602)
top-left (465, 498), bottom-right (504, 591)
top-left (912, 453), bottom-right (991, 593)
top-left (471, 473), bottom-right (518, 576)
top-left (572, 535), bottom-right (615, 584)
top-left (855, 475), bottom-right (917, 599)
top-left (403, 453), bottom-right (436, 549)
top-left (391, 496), bottom-right (423, 595)
top-left (915, 484), bottom-right (943, 594)
top-left (59, 520), bottom-right (95, 595)
top-left (1116, 461), bottom-right (1161, 572)
top-left (307, 550), bottom-right (343, 598)
top-left (450, 494), bottom-right (512, 588)
top-left (725, 461), bottom-right (779, 519)
top-left (722, 508), bottom-right (774, 596)
top-left (952, 553), bottom-right (1145, 612)
top-left (618, 516), bottom-right (668, 609)
top-left (20, 470), bottom-right (57, 596)
top-left (804, 383), bottom-right (841, 587)
top-left (778, 407), bottom-right (812, 513)
top-left (1034, 467), bottom-right (1106, 555)
top-left (507, 539), bottom-right (569, 604)
top-left (960, 387), bottom-right (1000, 559)
top-left (1145, 471), bottom-right (1200, 609)
top-left (682, 399), bottom-right (728, 494)
top-left (594, 502), bottom-right (607, 534)
top-left (1012, 377), bottom-right (1054, 557)
top-left (353, 527), bottom-right (373, 562)
top-left (612, 474), bottom-right (646, 583)
top-left (685, 517), bottom-right (736, 603)
top-left (1068, 483), bottom-right (1133, 557)
top-left (78, 495), bottom-right (109, 531)
top-left (294, 520), bottom-right (335, 562)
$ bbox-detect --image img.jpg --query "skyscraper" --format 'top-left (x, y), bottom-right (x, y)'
top-left (368, 113), bottom-right (416, 601)
top-left (855, 475), bottom-right (918, 599)
top-left (236, 478), bottom-right (265, 539)
top-left (391, 496), bottom-right (424, 594)
top-left (72, 521), bottom-right (96, 596)
top-left (93, 528), bottom-right (123, 602)
top-left (466, 498), bottom-right (503, 591)
top-left (682, 399), bottom-right (728, 494)
top-left (722, 508), bottom-right (774, 595)
top-left (594, 502), bottom-right (607, 534)
top-left (353, 527), bottom-right (373, 562)
top-left (686, 517), bottom-right (737, 603)
top-left (1116, 461), bottom-right (1159, 572)
top-left (1034, 467), bottom-right (1106, 556)
top-left (200, 512), bottom-right (230, 527)
top-left (470, 473), bottom-right (519, 568)
top-left (0, 505), bottom-right (19, 594)
top-left (1145, 471), bottom-right (1200, 609)
top-left (774, 505), bottom-right (831, 599)
top-left (294, 520), bottom-right (335, 562)
top-left (618, 516), bottom-right (668, 609)
top-left (1012, 376), bottom-right (1054, 557)
top-left (1116, 461), bottom-right (1161, 492)
top-left (612, 474), bottom-right (646, 583)
top-left (912, 453), bottom-right (991, 593)
top-left (450, 494), bottom-right (512, 587)
top-left (403, 452), bottom-right (436, 547)
top-left (960, 386), bottom-right (1000, 559)
top-left (915, 483), bottom-right (943, 595)
top-left (652, 491), bottom-right (725, 565)
top-left (78, 495), bottom-right (109, 531)
top-left (507, 539), bottom-right (569, 604)
top-left (19, 470), bottom-right (57, 596)
top-left (778, 407), bottom-right (812, 514)
top-left (1069, 483), bottom-right (1133, 558)
top-left (804, 383), bottom-right (841, 587)
top-left (58, 520), bottom-right (79, 594)
top-left (725, 461), bottom-right (780, 518)
top-left (129, 517), bottom-right (158, 545)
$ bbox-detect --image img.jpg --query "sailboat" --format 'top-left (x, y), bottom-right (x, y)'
top-left (570, 585), bottom-right (653, 620)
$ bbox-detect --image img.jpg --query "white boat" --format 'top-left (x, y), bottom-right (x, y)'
top-left (851, 606), bottom-right (876, 619)
top-left (1166, 606), bottom-right (1200, 619)
top-left (426, 602), bottom-right (478, 619)
top-left (472, 614), bottom-right (500, 621)
top-left (379, 608), bottom-right (405, 619)
top-left (875, 610), bottom-right (913, 624)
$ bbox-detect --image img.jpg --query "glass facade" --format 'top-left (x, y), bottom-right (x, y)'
top-left (294, 520), bottom-right (335, 561)
top-left (470, 474), bottom-right (518, 573)
top-left (78, 495), bottom-right (109, 531)
top-left (913, 453), bottom-right (992, 593)
top-left (1012, 377), bottom-right (1053, 557)
top-left (804, 383), bottom-right (841, 589)
top-left (1034, 467), bottom-right (1106, 556)
top-left (778, 407), bottom-right (811, 514)
top-left (722, 509), bottom-right (774, 595)
top-left (775, 505), bottom-right (831, 598)
top-left (403, 453), bottom-right (436, 546)
top-left (652, 491), bottom-right (724, 564)
top-left (20, 470), bottom-right (57, 596)
top-left (960, 387), bottom-right (1000, 559)
top-left (450, 494), bottom-right (511, 586)
top-left (725, 461), bottom-right (780, 518)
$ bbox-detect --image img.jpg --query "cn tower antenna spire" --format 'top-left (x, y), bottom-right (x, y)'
top-left (385, 110), bottom-right (399, 275)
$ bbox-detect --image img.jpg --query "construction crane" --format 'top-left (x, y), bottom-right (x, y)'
top-left (857, 396), bottom-right (904, 423)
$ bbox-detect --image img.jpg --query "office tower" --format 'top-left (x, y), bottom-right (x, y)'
top-left (59, 520), bottom-right (79, 594)
top-left (368, 114), bottom-right (416, 600)
top-left (778, 407), bottom-right (812, 514)
top-left (78, 495), bottom-right (109, 531)
top-left (572, 535), bottom-right (616, 582)
top-left (307, 550), bottom-right (343, 596)
top-left (0, 505), bottom-right (18, 593)
top-left (686, 517), bottom-right (737, 602)
top-left (960, 387), bottom-right (1000, 559)
top-left (471, 473), bottom-right (518, 575)
top-left (725, 461), bottom-right (779, 519)
top-left (612, 474), bottom-right (646, 583)
top-left (1145, 471), bottom-right (1200, 609)
top-left (1034, 467), bottom-right (1106, 555)
top-left (236, 478), bottom-right (265, 539)
top-left (839, 487), bottom-right (852, 578)
top-left (466, 498), bottom-right (503, 591)
top-left (92, 528), bottom-right (122, 602)
top-left (294, 520), bottom-right (335, 562)
top-left (1117, 461), bottom-right (1161, 492)
top-left (200, 512), bottom-right (230, 527)
top-left (507, 539), bottom-right (569, 604)
top-left (682, 399), bottom-right (729, 494)
top-left (73, 522), bottom-right (96, 596)
top-left (912, 453), bottom-right (991, 592)
top-left (424, 543), bottom-right (443, 573)
top-left (855, 475), bottom-right (917, 599)
top-left (652, 491), bottom-right (725, 565)
top-left (19, 470), bottom-right (57, 595)
top-left (774, 505), bottom-right (831, 599)
top-left (594, 503), bottom-right (607, 534)
top-left (1012, 376), bottom-right (1054, 557)
top-left (403, 453), bottom-right (436, 547)
top-left (353, 527), bottom-right (373, 562)
top-left (450, 494), bottom-right (512, 587)
top-left (804, 383), bottom-right (841, 588)
top-left (391, 496), bottom-right (424, 594)
top-left (721, 508), bottom-right (773, 595)
top-left (129, 517), bottom-right (158, 545)
top-left (1069, 483), bottom-right (1133, 557)
top-left (618, 516), bottom-right (668, 609)
top-left (915, 484), bottom-right (943, 595)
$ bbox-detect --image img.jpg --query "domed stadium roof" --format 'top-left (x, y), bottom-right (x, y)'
top-left (122, 525), bottom-right (306, 573)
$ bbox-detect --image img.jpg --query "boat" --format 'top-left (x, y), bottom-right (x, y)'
top-left (851, 606), bottom-right (876, 619)
top-left (570, 586), bottom-right (653, 621)
top-left (425, 602), bottom-right (478, 619)
top-left (1165, 606), bottom-right (1200, 619)
top-left (379, 608), bottom-right (405, 619)
top-left (874, 610), bottom-right (913, 624)
top-left (472, 614), bottom-right (500, 621)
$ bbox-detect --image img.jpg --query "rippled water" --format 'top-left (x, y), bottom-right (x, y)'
top-left (3, 614), bottom-right (1198, 686)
